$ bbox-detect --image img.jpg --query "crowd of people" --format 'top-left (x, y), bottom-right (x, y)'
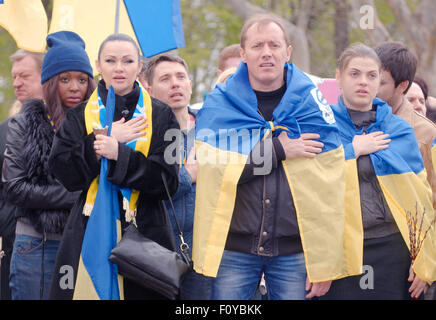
top-left (1, 12), bottom-right (436, 301)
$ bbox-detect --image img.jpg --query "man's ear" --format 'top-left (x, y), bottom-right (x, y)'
top-left (398, 80), bottom-right (410, 95)
top-left (286, 45), bottom-right (292, 62)
top-left (240, 47), bottom-right (246, 63)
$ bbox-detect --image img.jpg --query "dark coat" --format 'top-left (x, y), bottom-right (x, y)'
top-left (0, 118), bottom-right (16, 300)
top-left (0, 118), bottom-right (16, 239)
top-left (48, 81), bottom-right (179, 300)
top-left (2, 100), bottom-right (79, 234)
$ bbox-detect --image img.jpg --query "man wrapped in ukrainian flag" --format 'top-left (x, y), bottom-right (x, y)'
top-left (192, 13), bottom-right (363, 300)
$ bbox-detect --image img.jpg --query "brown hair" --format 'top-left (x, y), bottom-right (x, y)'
top-left (10, 49), bottom-right (45, 71)
top-left (375, 42), bottom-right (417, 94)
top-left (43, 74), bottom-right (96, 128)
top-left (240, 13), bottom-right (290, 49)
top-left (98, 33), bottom-right (141, 62)
top-left (144, 54), bottom-right (189, 86)
top-left (218, 44), bottom-right (241, 71)
top-left (413, 76), bottom-right (428, 100)
top-left (337, 43), bottom-right (381, 73)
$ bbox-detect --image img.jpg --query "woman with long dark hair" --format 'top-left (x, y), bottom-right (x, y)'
top-left (2, 31), bottom-right (96, 300)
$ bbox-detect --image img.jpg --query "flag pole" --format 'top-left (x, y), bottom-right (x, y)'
top-left (114, 0), bottom-right (120, 34)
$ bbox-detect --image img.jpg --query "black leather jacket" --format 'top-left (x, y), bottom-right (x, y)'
top-left (225, 136), bottom-right (303, 257)
top-left (2, 99), bottom-right (79, 234)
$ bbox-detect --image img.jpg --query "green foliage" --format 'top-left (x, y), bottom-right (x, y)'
top-left (0, 0), bottom-right (431, 114)
top-left (179, 0), bottom-right (243, 103)
top-left (0, 29), bottom-right (18, 121)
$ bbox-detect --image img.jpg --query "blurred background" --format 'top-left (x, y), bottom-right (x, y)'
top-left (1, 0), bottom-right (434, 121)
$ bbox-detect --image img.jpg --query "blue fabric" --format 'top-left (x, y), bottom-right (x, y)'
top-left (9, 235), bottom-right (60, 300)
top-left (123, 0), bottom-right (185, 57)
top-left (41, 31), bottom-right (93, 84)
top-left (196, 62), bottom-right (341, 155)
top-left (212, 250), bottom-right (307, 300)
top-left (80, 86), bottom-right (120, 300)
top-left (332, 96), bottom-right (425, 176)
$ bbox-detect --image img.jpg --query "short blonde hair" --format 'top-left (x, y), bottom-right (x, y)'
top-left (218, 44), bottom-right (241, 71)
top-left (10, 49), bottom-right (45, 72)
top-left (240, 13), bottom-right (290, 49)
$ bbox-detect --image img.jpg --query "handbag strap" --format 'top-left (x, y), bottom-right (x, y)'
top-left (161, 171), bottom-right (191, 258)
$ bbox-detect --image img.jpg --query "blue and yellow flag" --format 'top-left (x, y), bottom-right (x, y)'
top-left (123, 0), bottom-right (185, 57)
top-left (73, 84), bottom-right (152, 299)
top-left (193, 63), bottom-right (363, 282)
top-left (74, 86), bottom-right (121, 300)
top-left (333, 97), bottom-right (436, 282)
top-left (50, 0), bottom-right (185, 74)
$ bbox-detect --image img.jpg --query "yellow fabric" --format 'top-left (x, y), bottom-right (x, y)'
top-left (192, 141), bottom-right (247, 277)
top-left (0, 0), bottom-right (47, 52)
top-left (74, 220), bottom-right (124, 300)
top-left (343, 159), bottom-right (364, 275)
top-left (82, 85), bottom-right (152, 220)
top-left (378, 170), bottom-right (436, 282)
top-left (193, 143), bottom-right (363, 281)
top-left (282, 146), bottom-right (362, 281)
top-left (49, 0), bottom-right (139, 74)
top-left (73, 257), bottom-right (100, 300)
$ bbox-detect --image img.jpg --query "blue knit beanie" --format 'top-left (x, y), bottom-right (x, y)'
top-left (41, 31), bottom-right (93, 84)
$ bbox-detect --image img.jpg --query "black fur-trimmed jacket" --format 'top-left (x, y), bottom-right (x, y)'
top-left (2, 99), bottom-right (79, 234)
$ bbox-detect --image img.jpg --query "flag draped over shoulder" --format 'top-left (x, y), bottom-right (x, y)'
top-left (193, 62), bottom-right (363, 282)
top-left (0, 0), bottom-right (47, 52)
top-left (73, 84), bottom-right (152, 299)
top-left (332, 97), bottom-right (436, 282)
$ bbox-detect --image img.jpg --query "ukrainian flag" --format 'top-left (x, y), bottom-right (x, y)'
top-left (73, 87), bottom-right (123, 300)
top-left (193, 63), bottom-right (363, 282)
top-left (332, 97), bottom-right (436, 282)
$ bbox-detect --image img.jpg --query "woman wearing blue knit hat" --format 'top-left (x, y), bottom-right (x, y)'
top-left (2, 30), bottom-right (96, 300)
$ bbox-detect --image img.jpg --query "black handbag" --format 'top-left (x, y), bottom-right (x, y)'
top-left (109, 172), bottom-right (193, 300)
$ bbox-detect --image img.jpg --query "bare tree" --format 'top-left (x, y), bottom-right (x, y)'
top-left (333, 0), bottom-right (349, 60)
top-left (352, 0), bottom-right (436, 93)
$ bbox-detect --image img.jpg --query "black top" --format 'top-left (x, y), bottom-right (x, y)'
top-left (48, 81), bottom-right (180, 299)
top-left (226, 81), bottom-right (302, 257)
top-left (347, 106), bottom-right (399, 239)
top-left (255, 83), bottom-right (287, 122)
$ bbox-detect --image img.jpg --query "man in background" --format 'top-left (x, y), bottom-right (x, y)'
top-left (0, 49), bottom-right (44, 300)
top-left (376, 42), bottom-right (436, 300)
top-left (144, 54), bottom-right (212, 300)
